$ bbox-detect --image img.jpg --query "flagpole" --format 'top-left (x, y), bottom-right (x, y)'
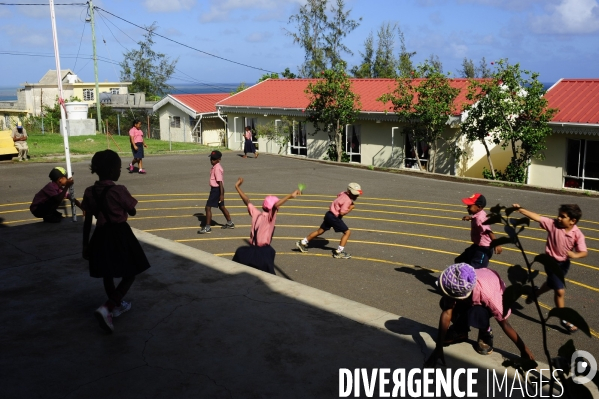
top-left (49, 0), bottom-right (77, 222)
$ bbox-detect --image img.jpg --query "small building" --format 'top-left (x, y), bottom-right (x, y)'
top-left (153, 94), bottom-right (229, 145)
top-left (216, 78), bottom-right (492, 175)
top-left (529, 79), bottom-right (599, 192)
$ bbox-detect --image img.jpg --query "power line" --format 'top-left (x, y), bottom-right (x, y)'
top-left (94, 6), bottom-right (276, 74)
top-left (0, 2), bottom-right (86, 5)
top-left (72, 19), bottom-right (87, 73)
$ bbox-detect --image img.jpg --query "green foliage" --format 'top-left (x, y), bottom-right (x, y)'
top-left (230, 82), bottom-right (249, 95)
top-left (120, 22), bottom-right (178, 100)
top-left (350, 32), bottom-right (374, 78)
top-left (378, 61), bottom-right (459, 172)
top-left (287, 0), bottom-right (360, 77)
top-left (281, 68), bottom-right (297, 79)
top-left (258, 73), bottom-right (280, 82)
top-left (488, 205), bottom-right (593, 395)
top-left (305, 61), bottom-right (361, 162)
top-left (254, 116), bottom-right (292, 154)
top-left (397, 29), bottom-right (416, 78)
top-left (457, 57), bottom-right (492, 78)
top-left (462, 59), bottom-right (557, 183)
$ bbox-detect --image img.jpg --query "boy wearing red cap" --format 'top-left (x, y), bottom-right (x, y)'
top-left (456, 193), bottom-right (502, 269)
top-left (232, 177), bottom-right (300, 274)
top-left (296, 182), bottom-right (362, 259)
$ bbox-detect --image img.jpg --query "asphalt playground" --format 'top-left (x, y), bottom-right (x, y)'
top-left (1, 151), bottom-right (598, 397)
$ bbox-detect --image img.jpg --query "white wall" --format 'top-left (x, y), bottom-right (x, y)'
top-left (158, 103), bottom-right (192, 143)
top-left (529, 134), bottom-right (567, 189)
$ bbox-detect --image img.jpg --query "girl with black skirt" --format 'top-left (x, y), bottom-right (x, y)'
top-left (232, 177), bottom-right (299, 274)
top-left (82, 150), bottom-right (150, 333)
top-left (242, 126), bottom-right (258, 158)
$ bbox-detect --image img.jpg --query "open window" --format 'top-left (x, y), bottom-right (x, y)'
top-left (404, 133), bottom-right (429, 170)
top-left (290, 121), bottom-right (307, 156)
top-left (564, 139), bottom-right (599, 191)
top-left (345, 124), bottom-right (361, 163)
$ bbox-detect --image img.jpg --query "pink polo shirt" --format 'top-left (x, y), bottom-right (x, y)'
top-left (81, 181), bottom-right (138, 227)
top-left (330, 191), bottom-right (353, 217)
top-left (472, 268), bottom-right (510, 321)
top-left (471, 210), bottom-right (492, 246)
top-left (30, 181), bottom-right (69, 212)
top-left (209, 163), bottom-right (224, 188)
top-left (129, 127), bottom-right (144, 143)
top-left (247, 203), bottom-right (278, 246)
top-left (539, 216), bottom-right (587, 262)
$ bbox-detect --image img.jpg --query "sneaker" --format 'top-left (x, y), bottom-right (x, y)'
top-left (112, 300), bottom-right (131, 318)
top-left (333, 250), bottom-right (351, 259)
top-left (296, 241), bottom-right (308, 253)
top-left (221, 221), bottom-right (235, 229)
top-left (198, 226), bottom-right (212, 234)
top-left (129, 163), bottom-right (134, 172)
top-left (43, 211), bottom-right (63, 223)
top-left (94, 305), bottom-right (114, 333)
top-left (476, 330), bottom-right (494, 355)
top-left (138, 169), bottom-right (146, 174)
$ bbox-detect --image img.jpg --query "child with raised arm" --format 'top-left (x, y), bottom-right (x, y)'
top-left (82, 150), bottom-right (150, 333)
top-left (296, 182), bottom-right (362, 259)
top-left (232, 177), bottom-right (300, 274)
top-left (456, 193), bottom-right (502, 268)
top-left (513, 203), bottom-right (587, 333)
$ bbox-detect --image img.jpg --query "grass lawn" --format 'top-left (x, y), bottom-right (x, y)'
top-left (18, 133), bottom-right (225, 161)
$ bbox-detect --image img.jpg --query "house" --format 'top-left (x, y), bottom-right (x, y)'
top-left (152, 94), bottom-right (229, 145)
top-left (528, 79), bottom-right (599, 192)
top-left (216, 78), bottom-right (494, 175)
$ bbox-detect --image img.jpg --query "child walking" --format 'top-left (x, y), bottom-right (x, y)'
top-left (513, 203), bottom-right (587, 333)
top-left (456, 193), bottom-right (502, 268)
top-left (198, 150), bottom-right (235, 234)
top-left (30, 166), bottom-right (82, 222)
top-left (128, 120), bottom-right (148, 174)
top-left (426, 263), bottom-right (534, 366)
top-left (242, 126), bottom-right (258, 158)
top-left (82, 150), bottom-right (151, 333)
top-left (296, 182), bottom-right (362, 259)
top-left (232, 177), bottom-right (300, 274)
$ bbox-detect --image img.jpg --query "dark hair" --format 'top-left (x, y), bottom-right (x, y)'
top-left (90, 149), bottom-right (121, 179)
top-left (132, 120), bottom-right (141, 128)
top-left (559, 204), bottom-right (582, 223)
top-left (245, 126), bottom-right (251, 130)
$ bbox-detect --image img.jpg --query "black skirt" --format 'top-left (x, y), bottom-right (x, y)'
top-left (233, 245), bottom-right (276, 275)
top-left (131, 142), bottom-right (144, 159)
top-left (244, 138), bottom-right (256, 154)
top-left (88, 222), bottom-right (151, 278)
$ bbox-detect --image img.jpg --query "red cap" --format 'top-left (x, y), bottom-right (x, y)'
top-left (461, 193), bottom-right (486, 207)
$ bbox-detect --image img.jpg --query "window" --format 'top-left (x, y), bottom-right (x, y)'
top-left (404, 133), bottom-right (429, 170)
top-left (83, 89), bottom-right (94, 101)
top-left (345, 124), bottom-right (361, 163)
top-left (290, 121), bottom-right (307, 156)
top-left (109, 88), bottom-right (120, 95)
top-left (170, 116), bottom-right (181, 128)
top-left (564, 139), bottom-right (599, 191)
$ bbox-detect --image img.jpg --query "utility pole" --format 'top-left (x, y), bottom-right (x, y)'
top-left (88, 0), bottom-right (102, 133)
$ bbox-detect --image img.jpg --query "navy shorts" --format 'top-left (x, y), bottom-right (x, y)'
top-left (455, 244), bottom-right (493, 269)
top-left (131, 142), bottom-right (144, 159)
top-left (440, 297), bottom-right (492, 333)
top-left (319, 211), bottom-right (348, 233)
top-left (206, 186), bottom-right (224, 208)
top-left (546, 259), bottom-right (570, 290)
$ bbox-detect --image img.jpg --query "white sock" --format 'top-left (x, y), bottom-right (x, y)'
top-left (337, 246), bottom-right (344, 252)
top-left (301, 238), bottom-right (308, 245)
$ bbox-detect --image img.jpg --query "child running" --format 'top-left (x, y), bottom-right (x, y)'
top-left (198, 150), bottom-right (234, 234)
top-left (513, 203), bottom-right (587, 333)
top-left (232, 177), bottom-right (300, 274)
top-left (456, 193), bottom-right (502, 268)
top-left (82, 150), bottom-right (151, 333)
top-left (30, 166), bottom-right (82, 222)
top-left (296, 182), bottom-right (362, 259)
top-left (426, 263), bottom-right (534, 366)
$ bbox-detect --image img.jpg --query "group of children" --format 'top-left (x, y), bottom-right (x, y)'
top-left (29, 150), bottom-right (590, 366)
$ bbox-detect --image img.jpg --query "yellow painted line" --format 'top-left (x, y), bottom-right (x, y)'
top-left (0, 218), bottom-right (38, 224)
top-left (0, 202), bottom-right (31, 207)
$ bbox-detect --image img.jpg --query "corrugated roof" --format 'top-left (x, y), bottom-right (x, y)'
top-left (217, 78), bottom-right (482, 115)
top-left (171, 93), bottom-right (230, 114)
top-left (545, 79), bottom-right (599, 124)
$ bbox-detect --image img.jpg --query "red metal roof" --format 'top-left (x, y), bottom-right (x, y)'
top-left (171, 93), bottom-right (230, 114)
top-left (545, 79), bottom-right (599, 124)
top-left (217, 78), bottom-right (482, 115)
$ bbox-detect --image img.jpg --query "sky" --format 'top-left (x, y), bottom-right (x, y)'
top-left (0, 0), bottom-right (598, 91)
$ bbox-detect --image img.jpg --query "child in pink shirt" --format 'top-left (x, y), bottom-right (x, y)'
top-left (513, 203), bottom-right (587, 333)
top-left (232, 177), bottom-right (299, 274)
top-left (198, 150), bottom-right (234, 234)
top-left (456, 193), bottom-right (502, 268)
top-left (296, 182), bottom-right (362, 259)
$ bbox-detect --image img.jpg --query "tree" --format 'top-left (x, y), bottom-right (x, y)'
top-left (230, 82), bottom-right (249, 95)
top-left (427, 54), bottom-right (443, 74)
top-left (255, 116), bottom-right (293, 153)
top-left (258, 73), bottom-right (279, 82)
top-left (397, 29), bottom-right (416, 78)
top-left (120, 23), bottom-right (177, 101)
top-left (286, 0), bottom-right (360, 77)
top-left (281, 68), bottom-right (297, 79)
top-left (458, 58), bottom-right (476, 78)
top-left (461, 59), bottom-right (557, 182)
top-left (477, 57), bottom-right (492, 78)
top-left (373, 22), bottom-right (398, 78)
top-left (305, 61), bottom-right (361, 162)
top-left (350, 32), bottom-right (374, 78)
top-left (378, 62), bottom-right (459, 173)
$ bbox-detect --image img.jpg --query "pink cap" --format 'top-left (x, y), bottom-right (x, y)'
top-left (262, 195), bottom-right (280, 211)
